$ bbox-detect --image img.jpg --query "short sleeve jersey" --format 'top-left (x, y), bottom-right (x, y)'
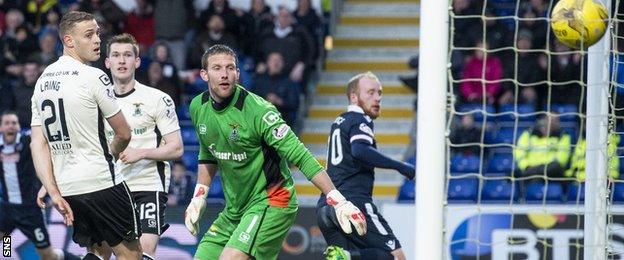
top-left (105, 81), bottom-right (180, 192)
top-left (30, 56), bottom-right (121, 196)
top-left (325, 105), bottom-right (377, 199)
top-left (189, 86), bottom-right (322, 218)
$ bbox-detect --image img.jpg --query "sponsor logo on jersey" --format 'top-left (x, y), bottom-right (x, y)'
top-left (199, 124), bottom-right (207, 134)
top-left (207, 225), bottom-right (219, 236)
top-left (207, 143), bottom-right (216, 155)
top-left (148, 219), bottom-right (157, 228)
top-left (272, 124), bottom-right (289, 140)
top-left (238, 232), bottom-right (250, 243)
top-left (359, 123), bottom-right (374, 137)
top-left (228, 123), bottom-right (241, 142)
top-left (262, 111), bottom-right (280, 126)
top-left (333, 116), bottom-right (345, 125)
top-left (99, 74), bottom-right (112, 86)
top-left (386, 240), bottom-right (396, 250)
top-left (132, 103), bottom-right (144, 117)
top-left (162, 97), bottom-right (174, 107)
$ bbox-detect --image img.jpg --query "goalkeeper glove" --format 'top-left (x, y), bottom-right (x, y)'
top-left (185, 184), bottom-right (208, 236)
top-left (326, 189), bottom-right (367, 236)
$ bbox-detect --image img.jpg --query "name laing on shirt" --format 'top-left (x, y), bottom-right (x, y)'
top-left (39, 70), bottom-right (79, 92)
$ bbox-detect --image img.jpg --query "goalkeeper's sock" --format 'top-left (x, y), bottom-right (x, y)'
top-left (142, 253), bottom-right (155, 260)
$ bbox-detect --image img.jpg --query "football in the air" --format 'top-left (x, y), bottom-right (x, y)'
top-left (550, 0), bottom-right (608, 49)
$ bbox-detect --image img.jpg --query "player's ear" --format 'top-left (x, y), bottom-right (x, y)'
top-left (104, 57), bottom-right (111, 69)
top-left (135, 57), bottom-right (141, 69)
top-left (63, 34), bottom-right (73, 48)
top-left (200, 69), bottom-right (209, 82)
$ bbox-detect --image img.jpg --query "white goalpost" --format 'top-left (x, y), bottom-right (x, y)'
top-left (415, 0), bottom-right (448, 259)
top-left (584, 0), bottom-right (611, 258)
top-left (415, 0), bottom-right (617, 259)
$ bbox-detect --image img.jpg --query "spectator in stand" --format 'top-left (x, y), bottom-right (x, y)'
top-left (250, 52), bottom-right (300, 129)
top-left (537, 41), bottom-right (583, 106)
top-left (12, 25), bottom-right (39, 63)
top-left (449, 114), bottom-right (482, 156)
top-left (292, 0), bottom-right (322, 62)
top-left (4, 9), bottom-right (25, 39)
top-left (147, 61), bottom-right (181, 107)
top-left (519, 0), bottom-right (549, 49)
top-left (79, 0), bottom-right (125, 35)
top-left (460, 39), bottom-right (503, 104)
top-left (190, 14), bottom-right (239, 69)
top-left (241, 0), bottom-right (273, 56)
top-left (4, 60), bottom-right (40, 128)
top-left (514, 114), bottom-right (571, 179)
top-left (124, 0), bottom-right (155, 55)
top-left (23, 0), bottom-right (59, 33)
top-left (256, 6), bottom-right (315, 85)
top-left (565, 133), bottom-right (619, 182)
top-left (168, 161), bottom-right (195, 207)
top-left (154, 0), bottom-right (194, 70)
top-left (148, 41), bottom-right (180, 89)
top-left (197, 0), bottom-right (243, 44)
top-left (498, 29), bottom-right (540, 107)
top-left (29, 31), bottom-right (58, 65)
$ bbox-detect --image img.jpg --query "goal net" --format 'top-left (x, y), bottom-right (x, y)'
top-left (442, 0), bottom-right (622, 258)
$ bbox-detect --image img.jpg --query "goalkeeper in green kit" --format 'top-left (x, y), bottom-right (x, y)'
top-left (185, 44), bottom-right (367, 260)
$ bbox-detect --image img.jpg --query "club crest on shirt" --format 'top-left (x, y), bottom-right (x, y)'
top-left (228, 123), bottom-right (241, 142)
top-left (132, 103), bottom-right (144, 117)
top-left (199, 124), bottom-right (207, 134)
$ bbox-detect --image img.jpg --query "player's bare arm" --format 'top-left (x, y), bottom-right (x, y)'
top-left (106, 110), bottom-right (131, 159)
top-left (119, 130), bottom-right (183, 164)
top-left (30, 126), bottom-right (74, 226)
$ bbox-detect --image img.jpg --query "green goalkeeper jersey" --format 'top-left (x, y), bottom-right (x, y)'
top-left (189, 85), bottom-right (323, 217)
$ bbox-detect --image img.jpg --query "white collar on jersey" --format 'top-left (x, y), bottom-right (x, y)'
top-left (347, 105), bottom-right (372, 122)
top-left (347, 105), bottom-right (365, 114)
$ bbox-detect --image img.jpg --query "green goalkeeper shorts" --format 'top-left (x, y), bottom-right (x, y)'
top-left (194, 204), bottom-right (297, 260)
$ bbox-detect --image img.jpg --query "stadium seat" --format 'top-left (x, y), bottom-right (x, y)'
top-left (551, 103), bottom-right (579, 122)
top-left (497, 104), bottom-right (536, 123)
top-left (177, 105), bottom-right (191, 121)
top-left (612, 183), bottom-right (624, 203)
top-left (456, 103), bottom-right (495, 123)
top-left (181, 126), bottom-right (199, 146)
top-left (181, 150), bottom-right (198, 172)
top-left (447, 177), bottom-right (478, 203)
top-left (567, 182), bottom-right (585, 203)
top-left (525, 181), bottom-right (564, 203)
top-left (397, 179), bottom-right (415, 203)
top-left (485, 153), bottom-right (514, 175)
top-left (494, 127), bottom-right (519, 144)
top-left (481, 179), bottom-right (517, 203)
top-left (450, 154), bottom-right (481, 173)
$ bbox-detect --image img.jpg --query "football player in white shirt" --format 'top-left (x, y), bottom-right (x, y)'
top-left (104, 33), bottom-right (183, 260)
top-left (30, 11), bottom-right (142, 260)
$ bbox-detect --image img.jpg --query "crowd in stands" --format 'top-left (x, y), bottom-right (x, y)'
top-left (0, 0), bottom-right (325, 204)
top-left (401, 0), bottom-right (624, 204)
top-left (408, 0), bottom-right (624, 204)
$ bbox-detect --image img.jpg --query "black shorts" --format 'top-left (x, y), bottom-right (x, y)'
top-left (0, 203), bottom-right (50, 248)
top-left (132, 191), bottom-right (169, 235)
top-left (317, 199), bottom-right (401, 252)
top-left (64, 182), bottom-right (141, 247)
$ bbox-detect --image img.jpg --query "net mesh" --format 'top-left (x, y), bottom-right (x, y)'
top-left (444, 0), bottom-right (621, 258)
